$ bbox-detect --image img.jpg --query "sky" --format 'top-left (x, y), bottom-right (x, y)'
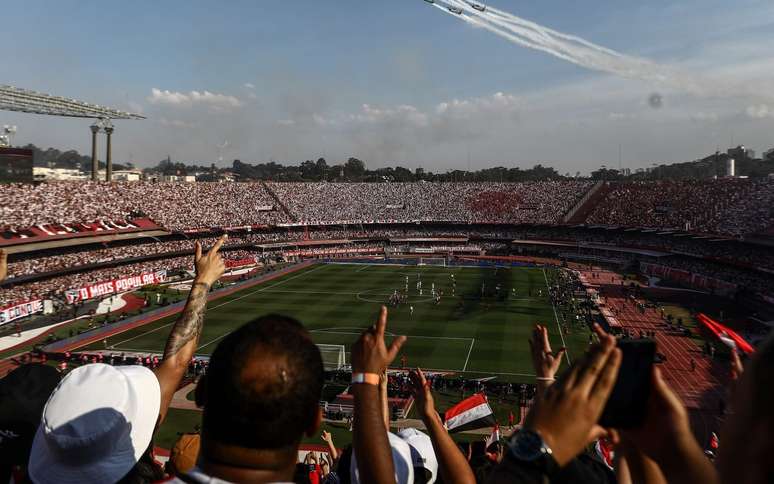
top-left (2, 0), bottom-right (774, 174)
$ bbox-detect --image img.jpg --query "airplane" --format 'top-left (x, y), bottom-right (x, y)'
top-left (421, 0), bottom-right (464, 15)
top-left (465, 1), bottom-right (486, 11)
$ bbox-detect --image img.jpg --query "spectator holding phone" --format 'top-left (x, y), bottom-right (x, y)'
top-left (488, 327), bottom-right (619, 483)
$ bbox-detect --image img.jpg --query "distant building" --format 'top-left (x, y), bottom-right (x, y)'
top-left (159, 174), bottom-right (196, 182)
top-left (728, 145), bottom-right (754, 160)
top-left (32, 166), bottom-right (87, 181)
top-left (112, 170), bottom-right (143, 181)
top-left (0, 147), bottom-right (34, 182)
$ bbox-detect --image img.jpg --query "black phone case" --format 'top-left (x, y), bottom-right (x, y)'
top-left (598, 339), bottom-right (656, 428)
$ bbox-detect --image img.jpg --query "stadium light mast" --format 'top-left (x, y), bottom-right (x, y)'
top-left (0, 85), bottom-right (145, 181)
top-left (90, 120), bottom-right (103, 181)
top-left (1, 125), bottom-right (17, 147)
top-left (104, 119), bottom-right (114, 182)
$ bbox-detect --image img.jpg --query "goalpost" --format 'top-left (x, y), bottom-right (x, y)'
top-left (418, 257), bottom-right (447, 267)
top-left (317, 344), bottom-right (347, 370)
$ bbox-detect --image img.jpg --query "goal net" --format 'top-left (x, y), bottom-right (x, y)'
top-left (317, 344), bottom-right (347, 370)
top-left (418, 257), bottom-right (446, 267)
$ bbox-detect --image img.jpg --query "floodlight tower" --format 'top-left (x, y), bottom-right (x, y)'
top-left (90, 120), bottom-right (103, 181)
top-left (1, 125), bottom-right (17, 147)
top-left (103, 119), bottom-right (114, 181)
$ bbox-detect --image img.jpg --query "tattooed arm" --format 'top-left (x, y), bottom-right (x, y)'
top-left (154, 235), bottom-right (226, 423)
top-left (0, 249), bottom-right (7, 283)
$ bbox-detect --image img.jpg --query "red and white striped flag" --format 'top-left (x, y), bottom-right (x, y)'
top-left (486, 423), bottom-right (501, 449)
top-left (444, 393), bottom-right (496, 433)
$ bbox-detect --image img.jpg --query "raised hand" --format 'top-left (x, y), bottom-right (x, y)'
top-left (351, 306), bottom-right (406, 374)
top-left (408, 368), bottom-right (436, 420)
top-left (194, 235), bottom-right (227, 286)
top-left (524, 333), bottom-right (621, 467)
top-left (528, 324), bottom-right (567, 380)
top-left (730, 348), bottom-right (744, 381)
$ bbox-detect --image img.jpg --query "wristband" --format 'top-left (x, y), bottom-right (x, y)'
top-left (535, 377), bottom-right (555, 382)
top-left (351, 372), bottom-right (380, 385)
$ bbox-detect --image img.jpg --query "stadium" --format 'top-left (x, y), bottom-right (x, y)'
top-left (2, 1), bottom-right (774, 483)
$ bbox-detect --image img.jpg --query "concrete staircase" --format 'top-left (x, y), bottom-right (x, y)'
top-left (562, 181), bottom-right (610, 224)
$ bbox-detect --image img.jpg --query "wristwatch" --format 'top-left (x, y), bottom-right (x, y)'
top-left (508, 429), bottom-right (560, 477)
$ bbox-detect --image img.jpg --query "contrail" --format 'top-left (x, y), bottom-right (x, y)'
top-left (431, 0), bottom-right (739, 98)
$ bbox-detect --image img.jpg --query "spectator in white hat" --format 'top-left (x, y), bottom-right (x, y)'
top-left (350, 432), bottom-right (414, 484)
top-left (27, 364), bottom-right (160, 483)
top-left (396, 427), bottom-right (438, 484)
top-left (27, 236), bottom-right (226, 483)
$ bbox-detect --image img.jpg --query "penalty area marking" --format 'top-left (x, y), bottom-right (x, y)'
top-left (462, 338), bottom-right (475, 371)
top-left (312, 328), bottom-right (476, 372)
top-left (310, 328), bottom-right (475, 341)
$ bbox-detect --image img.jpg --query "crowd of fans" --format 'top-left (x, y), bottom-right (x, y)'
top-left (0, 255), bottom-right (193, 306)
top-left (1, 244), bottom-right (770, 484)
top-left (0, 182), bottom-right (286, 231)
top-left (586, 178), bottom-right (774, 236)
top-left (270, 181), bottom-right (592, 225)
top-left (6, 236), bottom-right (255, 278)
top-left (2, 179), bottom-right (772, 237)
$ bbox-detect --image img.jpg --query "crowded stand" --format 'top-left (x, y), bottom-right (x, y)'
top-left (3, 179), bottom-right (773, 238)
top-left (0, 255), bottom-right (193, 306)
top-left (5, 235), bottom-right (252, 278)
top-left (270, 181), bottom-right (592, 224)
top-left (586, 178), bottom-right (774, 236)
top-left (0, 181), bottom-right (287, 232)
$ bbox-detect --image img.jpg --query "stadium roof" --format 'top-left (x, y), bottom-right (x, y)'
top-left (0, 84), bottom-right (145, 120)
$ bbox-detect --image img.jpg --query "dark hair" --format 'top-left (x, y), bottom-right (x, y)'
top-left (200, 314), bottom-right (324, 449)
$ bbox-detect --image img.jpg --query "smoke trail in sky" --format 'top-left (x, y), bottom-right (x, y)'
top-left (432, 0), bottom-right (715, 96)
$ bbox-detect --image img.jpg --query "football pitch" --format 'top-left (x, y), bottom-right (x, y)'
top-left (83, 263), bottom-right (589, 380)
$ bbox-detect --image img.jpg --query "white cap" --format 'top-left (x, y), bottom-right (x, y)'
top-left (398, 427), bottom-right (438, 484)
top-left (351, 432), bottom-right (414, 484)
top-left (28, 364), bottom-right (161, 484)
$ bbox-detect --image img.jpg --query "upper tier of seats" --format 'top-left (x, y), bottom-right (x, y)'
top-left (1, 179), bottom-right (772, 237)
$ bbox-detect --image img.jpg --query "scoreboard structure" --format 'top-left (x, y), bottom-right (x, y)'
top-left (0, 147), bottom-right (33, 182)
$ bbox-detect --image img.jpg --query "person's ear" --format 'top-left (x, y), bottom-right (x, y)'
top-left (194, 375), bottom-right (208, 408)
top-left (306, 407), bottom-right (323, 437)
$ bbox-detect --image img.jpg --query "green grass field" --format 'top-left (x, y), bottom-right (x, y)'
top-left (83, 262), bottom-right (589, 379)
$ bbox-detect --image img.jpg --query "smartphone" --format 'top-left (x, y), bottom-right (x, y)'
top-left (598, 338), bottom-right (655, 428)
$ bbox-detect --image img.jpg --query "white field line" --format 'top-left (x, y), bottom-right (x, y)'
top-left (462, 338), bottom-right (476, 371)
top-left (311, 329), bottom-right (475, 341)
top-left (356, 264), bottom-right (371, 272)
top-left (542, 267), bottom-right (571, 365)
top-left (110, 264), bottom-right (328, 349)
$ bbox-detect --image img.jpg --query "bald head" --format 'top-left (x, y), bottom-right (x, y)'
top-left (199, 315), bottom-right (324, 449)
